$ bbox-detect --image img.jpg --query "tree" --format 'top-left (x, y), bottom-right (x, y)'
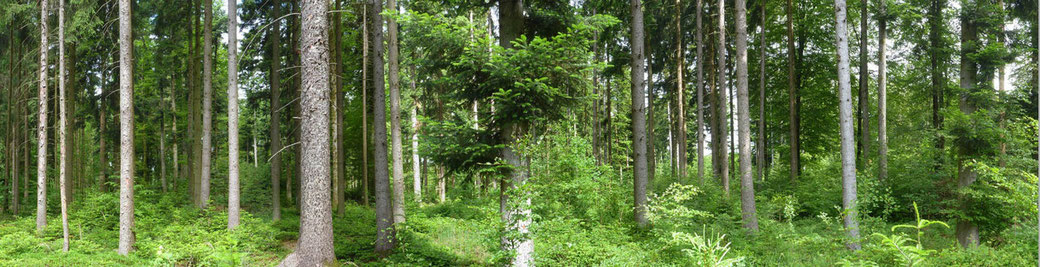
top-left (786, 0), bottom-right (800, 182)
top-left (695, 0), bottom-right (705, 184)
top-left (857, 0), bottom-right (870, 162)
top-left (279, 0), bottom-right (335, 264)
top-left (756, 0), bottom-right (766, 182)
top-left (58, 0), bottom-right (69, 251)
top-left (717, 0), bottom-right (730, 197)
top-left (630, 0), bottom-right (649, 228)
top-left (369, 0), bottom-right (395, 256)
top-left (877, 0), bottom-right (888, 182)
top-left (200, 0), bottom-right (213, 209)
top-left (333, 0), bottom-right (346, 217)
top-left (36, 0), bottom-right (49, 236)
top-left (735, 0), bottom-right (758, 231)
top-left (226, 0), bottom-right (241, 230)
top-left (268, 0), bottom-right (282, 222)
top-left (388, 0), bottom-right (406, 226)
top-left (674, 0), bottom-right (686, 180)
top-left (117, 0), bottom-right (135, 255)
top-left (955, 1), bottom-right (979, 248)
top-left (833, 0), bottom-right (861, 250)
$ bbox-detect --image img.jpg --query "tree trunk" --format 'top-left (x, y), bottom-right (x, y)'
top-left (268, 0), bottom-right (283, 221)
top-left (369, 0), bottom-right (395, 256)
top-left (696, 0), bottom-right (705, 185)
top-left (857, 0), bottom-right (870, 163)
top-left (674, 0), bottom-right (686, 180)
top-left (717, 0), bottom-right (730, 198)
top-left (930, 0), bottom-right (944, 163)
top-left (36, 0), bottom-right (49, 236)
top-left (786, 0), bottom-right (800, 182)
top-left (285, 0), bottom-right (336, 264)
top-left (956, 12), bottom-right (980, 249)
top-left (878, 4), bottom-right (888, 182)
top-left (498, 0), bottom-right (533, 265)
top-left (630, 0), bottom-right (649, 228)
top-left (757, 1), bottom-right (767, 182)
top-left (58, 0), bottom-right (70, 250)
top-left (411, 73), bottom-right (421, 203)
top-left (834, 0), bottom-right (861, 250)
top-left (226, 0), bottom-right (241, 230)
top-left (361, 5), bottom-right (370, 207)
top-left (200, 0), bottom-right (213, 209)
top-left (735, 0), bottom-right (758, 231)
top-left (388, 0), bottom-right (406, 226)
top-left (117, 0), bottom-right (136, 255)
top-left (333, 0), bottom-right (346, 217)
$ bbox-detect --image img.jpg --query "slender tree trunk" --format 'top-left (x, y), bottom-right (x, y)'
top-left (226, 0), bottom-right (240, 230)
top-left (930, 0), bottom-right (944, 164)
top-left (834, 0), bottom-right (861, 250)
top-left (630, 0), bottom-right (649, 228)
top-left (58, 0), bottom-right (70, 250)
top-left (956, 12), bottom-right (980, 249)
top-left (334, 0), bottom-right (346, 217)
top-left (857, 0), bottom-right (870, 163)
top-left (786, 0), bottom-right (800, 182)
top-left (674, 0), bottom-right (686, 180)
top-left (735, 0), bottom-right (758, 231)
top-left (369, 0), bottom-right (395, 256)
top-left (411, 71), bottom-right (421, 203)
top-left (878, 4), bottom-right (888, 182)
top-left (35, 0), bottom-right (50, 236)
top-left (387, 0), bottom-right (406, 226)
top-left (7, 30), bottom-right (16, 213)
top-left (160, 100), bottom-right (167, 193)
top-left (498, 1), bottom-right (533, 265)
top-left (647, 39), bottom-right (656, 184)
top-left (200, 0), bottom-right (213, 209)
top-left (757, 1), bottom-right (767, 182)
top-left (282, 0), bottom-right (336, 264)
top-left (117, 0), bottom-right (136, 255)
top-left (268, 0), bottom-right (283, 221)
top-left (696, 0), bottom-right (705, 185)
top-left (361, 5), bottom-right (370, 207)
top-left (717, 0), bottom-right (730, 197)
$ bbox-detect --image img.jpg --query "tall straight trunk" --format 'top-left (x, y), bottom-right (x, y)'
top-left (369, 0), bottom-right (394, 256)
top-left (593, 45), bottom-right (601, 165)
top-left (498, 0), bottom-right (533, 265)
top-left (172, 72), bottom-right (178, 192)
top-left (200, 0), bottom-right (213, 209)
top-left (117, 0), bottom-right (135, 255)
top-left (717, 0), bottom-right (730, 197)
top-left (268, 0), bottom-right (283, 221)
top-left (857, 0), bottom-right (870, 162)
top-left (647, 39), bottom-right (656, 184)
top-left (877, 4), bottom-right (888, 182)
top-left (387, 0), bottom-right (406, 226)
top-left (757, 1), bottom-right (767, 182)
top-left (833, 0), bottom-right (861, 250)
top-left (674, 0), bottom-right (686, 180)
top-left (930, 0), bottom-right (944, 163)
top-left (361, 5), bottom-right (370, 207)
top-left (695, 0), bottom-right (705, 184)
top-left (58, 0), bottom-right (70, 250)
top-left (630, 0), bottom-right (649, 228)
top-left (333, 0), bottom-right (346, 217)
top-left (956, 12), bottom-right (980, 249)
top-left (36, 0), bottom-right (50, 235)
top-left (1035, 0), bottom-right (1039, 260)
top-left (160, 95), bottom-right (167, 193)
top-left (278, 1), bottom-right (336, 264)
top-left (7, 30), bottom-right (17, 213)
top-left (411, 68), bottom-right (421, 203)
top-left (735, 0), bottom-right (758, 231)
top-left (786, 0), bottom-right (800, 182)
top-left (192, 0), bottom-right (203, 207)
top-left (226, 0), bottom-right (241, 230)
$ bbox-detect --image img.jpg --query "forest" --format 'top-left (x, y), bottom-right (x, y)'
top-left (0, 0), bottom-right (1039, 265)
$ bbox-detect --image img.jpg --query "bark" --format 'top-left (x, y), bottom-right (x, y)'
top-left (878, 4), bottom-right (888, 182)
top-left (286, 0), bottom-right (336, 263)
top-left (269, 0), bottom-right (283, 221)
top-left (696, 0), bottom-right (705, 184)
top-left (411, 77), bottom-right (421, 203)
top-left (117, 0), bottom-right (136, 255)
top-left (717, 0), bottom-right (730, 197)
top-left (930, 0), bottom-right (944, 159)
top-left (361, 5), bottom-right (370, 207)
top-left (36, 0), bottom-right (49, 235)
top-left (674, 0), bottom-right (686, 180)
top-left (857, 0), bottom-right (870, 162)
top-left (499, 0), bottom-right (533, 265)
top-left (388, 0), bottom-right (406, 226)
top-left (956, 12), bottom-right (979, 249)
top-left (647, 39), bottom-right (656, 184)
top-left (58, 0), bottom-right (69, 250)
top-left (735, 0), bottom-right (758, 231)
top-left (7, 30), bottom-right (16, 213)
top-left (630, 0), bottom-right (649, 228)
top-left (227, 0), bottom-right (241, 230)
top-left (757, 1), bottom-right (767, 182)
top-left (834, 0), bottom-right (861, 250)
top-left (200, 0), bottom-right (213, 209)
top-left (786, 0), bottom-right (800, 182)
top-left (369, 0), bottom-right (395, 256)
